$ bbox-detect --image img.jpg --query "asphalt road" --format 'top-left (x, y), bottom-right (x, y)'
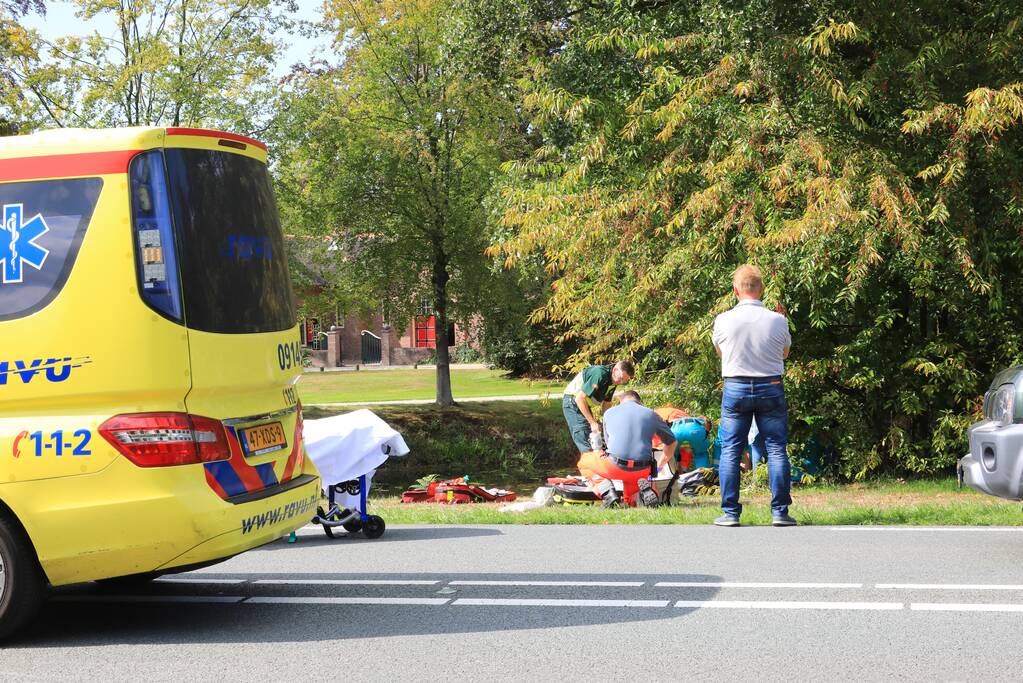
top-left (4, 524), bottom-right (1023, 681)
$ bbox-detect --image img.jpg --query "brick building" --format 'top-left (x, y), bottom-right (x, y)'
top-left (299, 307), bottom-right (472, 368)
top-left (288, 236), bottom-right (473, 368)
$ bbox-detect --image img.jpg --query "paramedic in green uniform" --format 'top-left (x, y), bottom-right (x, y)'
top-left (562, 361), bottom-right (635, 453)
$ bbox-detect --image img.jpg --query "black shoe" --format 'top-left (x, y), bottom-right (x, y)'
top-left (597, 484), bottom-right (621, 507)
top-left (637, 478), bottom-right (659, 507)
top-left (596, 479), bottom-right (620, 508)
top-left (601, 494), bottom-right (622, 509)
top-left (772, 513), bottom-right (797, 527)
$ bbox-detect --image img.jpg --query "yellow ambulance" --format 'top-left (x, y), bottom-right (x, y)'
top-left (0, 127), bottom-right (321, 638)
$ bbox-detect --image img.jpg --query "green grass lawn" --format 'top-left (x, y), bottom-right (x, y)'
top-left (365, 477), bottom-right (1023, 526)
top-left (299, 368), bottom-right (562, 403)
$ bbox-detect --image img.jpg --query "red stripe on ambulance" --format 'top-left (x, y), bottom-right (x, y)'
top-left (279, 419), bottom-right (304, 482)
top-left (223, 431), bottom-right (268, 491)
top-left (0, 150), bottom-right (139, 182)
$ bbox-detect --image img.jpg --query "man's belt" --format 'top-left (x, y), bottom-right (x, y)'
top-left (722, 375), bottom-right (783, 383)
top-left (608, 454), bottom-right (655, 470)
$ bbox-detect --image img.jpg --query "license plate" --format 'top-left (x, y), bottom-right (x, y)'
top-left (240, 421), bottom-right (287, 456)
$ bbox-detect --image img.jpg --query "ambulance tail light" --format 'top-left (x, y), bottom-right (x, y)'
top-left (98, 413), bottom-right (231, 467)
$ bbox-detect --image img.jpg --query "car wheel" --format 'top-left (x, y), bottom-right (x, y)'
top-left (0, 516), bottom-right (46, 641)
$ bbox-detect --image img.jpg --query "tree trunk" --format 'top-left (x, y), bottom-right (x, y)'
top-left (432, 238), bottom-right (455, 406)
top-left (173, 0), bottom-right (188, 127)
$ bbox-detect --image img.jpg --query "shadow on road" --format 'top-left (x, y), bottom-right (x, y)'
top-left (10, 572), bottom-right (722, 647)
top-left (262, 525), bottom-right (505, 548)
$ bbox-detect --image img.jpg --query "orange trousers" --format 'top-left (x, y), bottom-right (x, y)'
top-left (577, 450), bottom-right (654, 507)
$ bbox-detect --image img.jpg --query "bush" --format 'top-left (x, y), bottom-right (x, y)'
top-left (452, 343), bottom-right (484, 363)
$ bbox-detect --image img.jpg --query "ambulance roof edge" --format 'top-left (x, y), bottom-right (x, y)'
top-left (0, 126), bottom-right (267, 161)
top-left (165, 127), bottom-right (267, 151)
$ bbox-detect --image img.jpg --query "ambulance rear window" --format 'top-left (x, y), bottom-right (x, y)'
top-left (164, 149), bottom-right (296, 334)
top-left (0, 178), bottom-right (102, 321)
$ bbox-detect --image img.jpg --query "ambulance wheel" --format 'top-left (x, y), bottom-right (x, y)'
top-left (342, 519), bottom-right (363, 533)
top-left (0, 516), bottom-right (46, 641)
top-left (362, 516), bottom-right (386, 539)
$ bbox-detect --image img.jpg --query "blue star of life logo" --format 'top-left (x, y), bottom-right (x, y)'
top-left (1, 203), bottom-right (50, 285)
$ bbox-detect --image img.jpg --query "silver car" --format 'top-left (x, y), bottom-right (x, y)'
top-left (960, 367), bottom-right (1023, 500)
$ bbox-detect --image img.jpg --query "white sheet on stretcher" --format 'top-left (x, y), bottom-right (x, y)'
top-left (303, 410), bottom-right (410, 502)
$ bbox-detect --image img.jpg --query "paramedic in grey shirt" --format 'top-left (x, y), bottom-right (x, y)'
top-left (711, 264), bottom-right (795, 527)
top-left (603, 391), bottom-right (677, 471)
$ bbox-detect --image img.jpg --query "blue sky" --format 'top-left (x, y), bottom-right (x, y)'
top-left (20, 1), bottom-right (332, 78)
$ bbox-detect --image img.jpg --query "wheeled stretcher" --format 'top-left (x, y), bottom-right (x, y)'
top-left (302, 409), bottom-right (410, 539)
top-left (315, 475), bottom-right (386, 538)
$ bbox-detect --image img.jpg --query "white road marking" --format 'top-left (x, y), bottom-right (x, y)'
top-left (911, 603), bottom-right (1023, 613)
top-left (656, 582), bottom-right (862, 589)
top-left (674, 600), bottom-right (904, 611)
top-left (828, 527), bottom-right (1023, 532)
top-left (156, 578), bottom-right (246, 585)
top-left (878, 583), bottom-right (1023, 591)
top-left (245, 596), bottom-right (450, 605)
top-left (453, 599), bottom-right (670, 607)
top-left (448, 581), bottom-right (645, 587)
top-left (55, 595), bottom-right (246, 604)
top-left (51, 593), bottom-right (1023, 614)
top-left (252, 579), bottom-right (440, 586)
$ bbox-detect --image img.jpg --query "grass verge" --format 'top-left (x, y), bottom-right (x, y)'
top-left (303, 403), bottom-right (1022, 526)
top-left (299, 368), bottom-right (562, 403)
top-left (363, 478), bottom-right (1023, 526)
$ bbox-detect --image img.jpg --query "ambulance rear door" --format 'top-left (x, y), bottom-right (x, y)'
top-left (162, 140), bottom-right (309, 503)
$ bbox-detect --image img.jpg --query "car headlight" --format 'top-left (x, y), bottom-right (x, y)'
top-left (988, 385), bottom-right (1016, 425)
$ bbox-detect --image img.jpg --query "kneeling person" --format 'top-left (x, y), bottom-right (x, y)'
top-left (578, 391), bottom-right (677, 507)
top-left (562, 361), bottom-right (634, 454)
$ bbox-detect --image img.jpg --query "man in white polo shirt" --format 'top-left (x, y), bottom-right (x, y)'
top-left (711, 265), bottom-right (795, 527)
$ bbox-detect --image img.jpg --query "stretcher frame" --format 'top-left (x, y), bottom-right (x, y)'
top-left (311, 472), bottom-right (386, 539)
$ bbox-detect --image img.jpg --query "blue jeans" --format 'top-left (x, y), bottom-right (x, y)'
top-left (719, 378), bottom-right (791, 517)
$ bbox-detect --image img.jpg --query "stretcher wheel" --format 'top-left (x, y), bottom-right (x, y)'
top-left (319, 508), bottom-right (344, 539)
top-left (362, 515), bottom-right (385, 539)
top-left (342, 518), bottom-right (363, 533)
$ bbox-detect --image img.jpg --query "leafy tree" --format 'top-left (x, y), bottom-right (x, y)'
top-left (0, 0), bottom-right (44, 134)
top-left (274, 0), bottom-right (527, 404)
top-left (485, 0), bottom-right (1023, 476)
top-left (2, 0), bottom-right (293, 133)
top-left (478, 260), bottom-right (577, 377)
